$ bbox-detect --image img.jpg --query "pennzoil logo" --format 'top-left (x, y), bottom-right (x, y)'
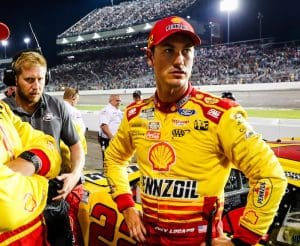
top-left (194, 120), bottom-right (209, 131)
top-left (148, 142), bottom-right (175, 171)
top-left (253, 179), bottom-right (272, 207)
top-left (172, 129), bottom-right (190, 137)
top-left (142, 176), bottom-right (199, 199)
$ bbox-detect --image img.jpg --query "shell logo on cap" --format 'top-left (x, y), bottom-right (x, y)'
top-left (171, 17), bottom-right (183, 24)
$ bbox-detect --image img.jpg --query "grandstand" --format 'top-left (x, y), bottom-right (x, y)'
top-left (49, 0), bottom-right (300, 92)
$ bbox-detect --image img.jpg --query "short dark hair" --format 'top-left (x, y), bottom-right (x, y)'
top-left (133, 90), bottom-right (141, 97)
top-left (221, 91), bottom-right (235, 101)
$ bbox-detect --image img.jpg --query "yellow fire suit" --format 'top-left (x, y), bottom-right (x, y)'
top-left (105, 85), bottom-right (287, 245)
top-left (0, 101), bottom-right (61, 244)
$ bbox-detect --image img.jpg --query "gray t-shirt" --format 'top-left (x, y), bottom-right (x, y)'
top-left (3, 93), bottom-right (79, 148)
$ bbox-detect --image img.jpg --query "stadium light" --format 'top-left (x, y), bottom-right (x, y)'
top-left (126, 27), bottom-right (134, 33)
top-left (76, 36), bottom-right (84, 42)
top-left (62, 38), bottom-right (69, 44)
top-left (257, 12), bottom-right (263, 42)
top-left (93, 33), bottom-right (100, 39)
top-left (209, 21), bottom-right (215, 46)
top-left (220, 0), bottom-right (238, 45)
top-left (1, 39), bottom-right (8, 59)
top-left (143, 23), bottom-right (152, 30)
top-left (24, 37), bottom-right (31, 49)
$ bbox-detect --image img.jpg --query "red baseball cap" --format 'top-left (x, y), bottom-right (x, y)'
top-left (147, 16), bottom-right (201, 49)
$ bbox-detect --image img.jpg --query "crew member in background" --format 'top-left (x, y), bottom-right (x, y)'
top-left (104, 16), bottom-right (287, 245)
top-left (221, 91), bottom-right (236, 101)
top-left (3, 51), bottom-right (85, 246)
top-left (132, 90), bottom-right (142, 102)
top-left (98, 94), bottom-right (123, 153)
top-left (63, 87), bottom-right (87, 154)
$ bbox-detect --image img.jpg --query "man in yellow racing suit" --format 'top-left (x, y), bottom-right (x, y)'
top-left (0, 101), bottom-right (61, 245)
top-left (104, 16), bottom-right (287, 246)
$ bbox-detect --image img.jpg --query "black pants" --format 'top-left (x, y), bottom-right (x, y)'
top-left (98, 136), bottom-right (110, 149)
top-left (98, 136), bottom-right (110, 161)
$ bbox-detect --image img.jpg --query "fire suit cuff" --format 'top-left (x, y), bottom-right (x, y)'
top-left (233, 226), bottom-right (262, 245)
top-left (114, 194), bottom-right (135, 212)
top-left (30, 149), bottom-right (50, 176)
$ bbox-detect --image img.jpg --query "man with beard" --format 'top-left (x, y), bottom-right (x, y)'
top-left (3, 50), bottom-right (85, 246)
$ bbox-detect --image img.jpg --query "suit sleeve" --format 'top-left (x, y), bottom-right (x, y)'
top-left (218, 106), bottom-right (287, 243)
top-left (104, 110), bottom-right (136, 211)
top-left (0, 102), bottom-right (62, 231)
top-left (4, 102), bottom-right (62, 178)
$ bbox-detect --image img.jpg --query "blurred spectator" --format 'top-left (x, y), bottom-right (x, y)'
top-left (132, 90), bottom-right (142, 102)
top-left (221, 91), bottom-right (236, 101)
top-left (98, 94), bottom-right (123, 151)
top-left (63, 87), bottom-right (86, 135)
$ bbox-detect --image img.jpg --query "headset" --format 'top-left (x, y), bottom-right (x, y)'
top-left (3, 22), bottom-right (51, 86)
top-left (3, 50), bottom-right (51, 86)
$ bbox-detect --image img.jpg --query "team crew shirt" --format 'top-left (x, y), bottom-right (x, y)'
top-left (104, 84), bottom-right (287, 245)
top-left (3, 94), bottom-right (79, 150)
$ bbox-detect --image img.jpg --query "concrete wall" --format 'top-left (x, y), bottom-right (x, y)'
top-left (49, 82), bottom-right (300, 109)
top-left (83, 110), bottom-right (300, 141)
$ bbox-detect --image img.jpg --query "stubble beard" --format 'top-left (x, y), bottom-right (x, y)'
top-left (17, 87), bottom-right (41, 105)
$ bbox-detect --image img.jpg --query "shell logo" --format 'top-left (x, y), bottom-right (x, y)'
top-left (195, 93), bottom-right (204, 100)
top-left (204, 97), bottom-right (219, 105)
top-left (243, 210), bottom-right (258, 225)
top-left (171, 17), bottom-right (183, 24)
top-left (148, 142), bottom-right (176, 171)
top-left (24, 193), bottom-right (37, 212)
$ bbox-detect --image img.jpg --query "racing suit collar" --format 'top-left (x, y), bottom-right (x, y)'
top-left (154, 83), bottom-right (194, 113)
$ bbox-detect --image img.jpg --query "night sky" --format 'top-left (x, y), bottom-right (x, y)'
top-left (1, 0), bottom-right (300, 66)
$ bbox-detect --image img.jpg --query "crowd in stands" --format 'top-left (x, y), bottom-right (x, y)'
top-left (48, 40), bottom-right (300, 92)
top-left (58, 33), bottom-right (148, 56)
top-left (58, 0), bottom-right (197, 38)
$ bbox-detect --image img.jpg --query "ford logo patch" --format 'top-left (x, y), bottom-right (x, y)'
top-left (178, 109), bottom-right (195, 116)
